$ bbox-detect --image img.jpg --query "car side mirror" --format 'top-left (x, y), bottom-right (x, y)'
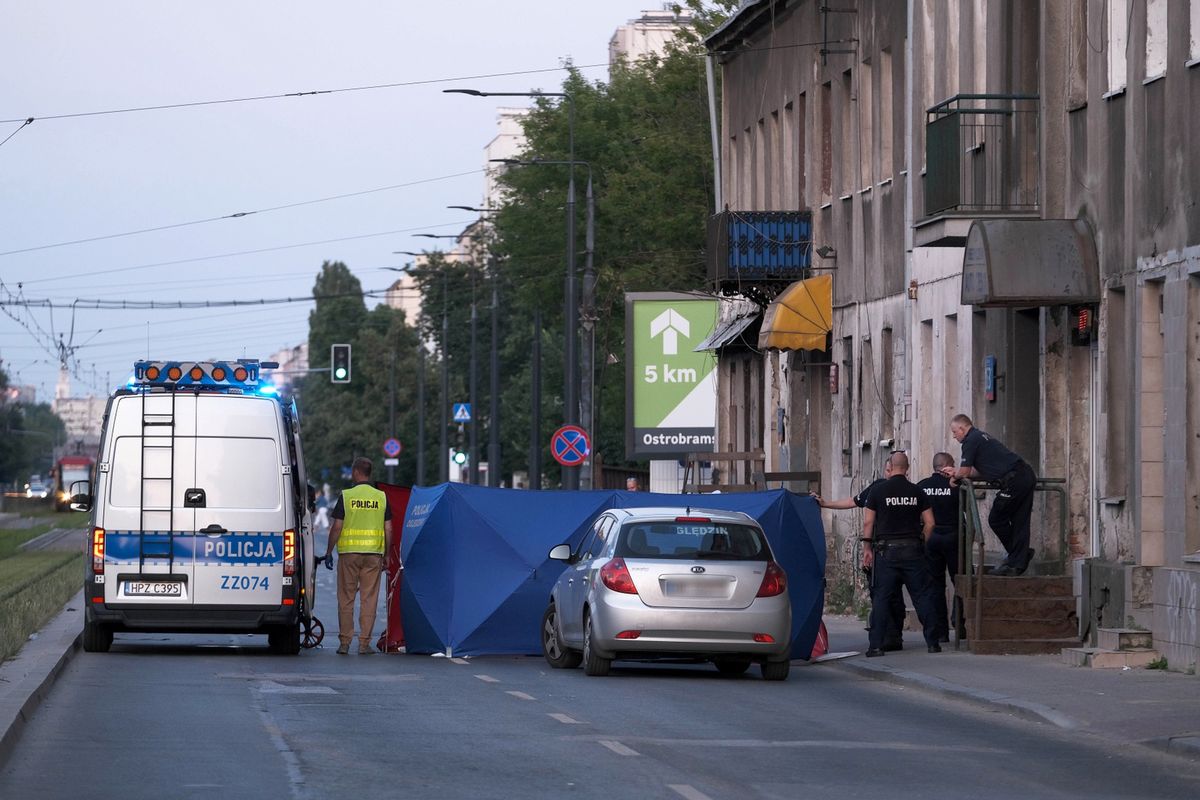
top-left (548, 543), bottom-right (572, 562)
top-left (69, 480), bottom-right (92, 512)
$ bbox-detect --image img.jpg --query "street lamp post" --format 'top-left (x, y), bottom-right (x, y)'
top-left (446, 87), bottom-right (579, 490)
top-left (490, 158), bottom-right (595, 489)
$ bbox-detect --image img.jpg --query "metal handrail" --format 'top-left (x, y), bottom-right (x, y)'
top-left (953, 477), bottom-right (1068, 651)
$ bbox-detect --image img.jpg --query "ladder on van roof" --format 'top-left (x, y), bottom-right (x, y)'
top-left (138, 391), bottom-right (177, 572)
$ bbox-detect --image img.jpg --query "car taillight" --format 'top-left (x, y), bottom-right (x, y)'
top-left (92, 528), bottom-right (105, 574)
top-left (283, 529), bottom-right (296, 577)
top-left (675, 516), bottom-right (711, 523)
top-left (754, 633), bottom-right (776, 643)
top-left (756, 561), bottom-right (787, 597)
top-left (599, 558), bottom-right (638, 594)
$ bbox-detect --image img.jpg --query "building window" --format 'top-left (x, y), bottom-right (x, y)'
top-left (821, 82), bottom-right (832, 199)
top-left (1145, 0), bottom-right (1167, 80)
top-left (879, 49), bottom-right (893, 180)
top-left (840, 69), bottom-right (854, 194)
top-left (859, 59), bottom-right (873, 189)
top-left (795, 94), bottom-right (807, 208)
top-left (1107, 0), bottom-right (1128, 92)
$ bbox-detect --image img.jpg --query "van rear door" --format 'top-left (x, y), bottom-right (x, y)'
top-left (103, 393), bottom-right (197, 604)
top-left (191, 395), bottom-right (287, 607)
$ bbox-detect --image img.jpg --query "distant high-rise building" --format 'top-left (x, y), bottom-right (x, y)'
top-left (267, 342), bottom-right (308, 392)
top-left (609, 7), bottom-right (693, 69)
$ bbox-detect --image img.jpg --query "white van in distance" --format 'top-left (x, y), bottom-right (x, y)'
top-left (73, 360), bottom-right (317, 654)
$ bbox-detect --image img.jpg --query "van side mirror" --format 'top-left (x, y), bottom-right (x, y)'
top-left (548, 544), bottom-right (573, 562)
top-left (69, 479), bottom-right (92, 512)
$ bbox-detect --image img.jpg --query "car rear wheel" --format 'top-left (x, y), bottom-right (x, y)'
top-left (761, 658), bottom-right (790, 681)
top-left (82, 619), bottom-right (112, 653)
top-left (582, 612), bottom-right (611, 677)
top-left (542, 603), bottom-right (582, 669)
top-left (714, 657), bottom-right (752, 675)
top-left (268, 624), bottom-right (301, 655)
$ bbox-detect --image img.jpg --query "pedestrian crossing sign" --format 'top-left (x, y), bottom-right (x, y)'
top-left (453, 403), bottom-right (472, 422)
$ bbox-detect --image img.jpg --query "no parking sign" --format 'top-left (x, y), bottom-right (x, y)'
top-left (550, 425), bottom-right (590, 468)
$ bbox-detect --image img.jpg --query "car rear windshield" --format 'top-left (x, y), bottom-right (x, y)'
top-left (615, 521), bottom-right (769, 561)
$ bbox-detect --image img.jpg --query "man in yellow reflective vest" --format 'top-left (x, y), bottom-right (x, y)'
top-left (322, 457), bottom-right (394, 655)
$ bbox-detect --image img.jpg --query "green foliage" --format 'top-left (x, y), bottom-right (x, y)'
top-left (0, 365), bottom-right (67, 485)
top-left (1146, 656), bottom-right (1168, 670)
top-left (297, 262), bottom-right (427, 488)
top-left (0, 551), bottom-right (80, 662)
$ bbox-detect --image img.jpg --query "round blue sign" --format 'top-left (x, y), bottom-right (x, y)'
top-left (551, 425), bottom-right (590, 467)
top-left (383, 438), bottom-right (402, 457)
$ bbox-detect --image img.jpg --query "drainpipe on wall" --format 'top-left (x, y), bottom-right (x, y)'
top-left (902, 0), bottom-right (916, 451)
top-left (705, 53), bottom-right (723, 214)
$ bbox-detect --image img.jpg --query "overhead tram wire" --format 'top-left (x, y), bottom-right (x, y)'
top-left (0, 118), bottom-right (33, 149)
top-left (0, 39), bottom-right (853, 126)
top-left (0, 287), bottom-right (393, 311)
top-left (0, 170), bottom-right (482, 258)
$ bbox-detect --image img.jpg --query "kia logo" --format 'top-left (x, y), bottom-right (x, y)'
top-left (691, 566), bottom-right (706, 574)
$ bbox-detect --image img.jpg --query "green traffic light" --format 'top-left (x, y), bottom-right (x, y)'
top-left (334, 367), bottom-right (347, 379)
top-left (452, 450), bottom-right (467, 465)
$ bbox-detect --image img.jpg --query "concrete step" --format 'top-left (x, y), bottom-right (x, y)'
top-left (964, 595), bottom-right (1076, 620)
top-left (1096, 628), bottom-right (1154, 651)
top-left (1061, 646), bottom-right (1162, 669)
top-left (970, 637), bottom-right (1082, 655)
top-left (956, 575), bottom-right (1074, 599)
top-left (972, 614), bottom-right (1079, 641)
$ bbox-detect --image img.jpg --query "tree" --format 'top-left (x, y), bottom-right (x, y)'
top-left (0, 366), bottom-right (66, 485)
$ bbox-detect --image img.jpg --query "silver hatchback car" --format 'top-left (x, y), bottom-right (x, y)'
top-left (541, 507), bottom-right (792, 680)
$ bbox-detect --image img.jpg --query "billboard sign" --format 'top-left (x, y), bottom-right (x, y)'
top-left (625, 292), bottom-right (718, 458)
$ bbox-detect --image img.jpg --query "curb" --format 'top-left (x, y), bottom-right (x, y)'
top-left (0, 591), bottom-right (84, 768)
top-left (828, 658), bottom-right (1081, 730)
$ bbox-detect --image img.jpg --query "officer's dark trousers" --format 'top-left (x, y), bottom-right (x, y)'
top-left (870, 539), bottom-right (938, 650)
top-left (988, 461), bottom-right (1036, 567)
top-left (925, 527), bottom-right (958, 640)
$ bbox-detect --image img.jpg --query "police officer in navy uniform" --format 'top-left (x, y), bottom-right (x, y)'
top-left (814, 477), bottom-right (905, 651)
top-left (943, 413), bottom-right (1037, 576)
top-left (917, 452), bottom-right (960, 642)
top-left (862, 451), bottom-right (940, 656)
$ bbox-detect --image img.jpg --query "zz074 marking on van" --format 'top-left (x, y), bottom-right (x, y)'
top-left (220, 575), bottom-right (270, 591)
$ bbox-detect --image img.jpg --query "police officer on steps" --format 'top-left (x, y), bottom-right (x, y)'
top-left (862, 451), bottom-right (941, 656)
top-left (943, 414), bottom-right (1037, 576)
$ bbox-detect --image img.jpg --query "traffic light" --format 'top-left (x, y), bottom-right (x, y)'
top-left (330, 343), bottom-right (351, 384)
top-left (451, 450), bottom-right (468, 466)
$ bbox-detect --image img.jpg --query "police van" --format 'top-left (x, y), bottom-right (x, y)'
top-left (73, 360), bottom-right (318, 654)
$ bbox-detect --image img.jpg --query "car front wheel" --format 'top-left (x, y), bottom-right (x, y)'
top-left (541, 603), bottom-right (582, 669)
top-left (582, 612), bottom-right (611, 677)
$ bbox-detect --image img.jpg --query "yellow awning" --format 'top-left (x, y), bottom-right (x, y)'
top-left (757, 274), bottom-right (833, 351)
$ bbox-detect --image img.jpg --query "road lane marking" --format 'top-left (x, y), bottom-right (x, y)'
top-left (668, 785), bottom-right (713, 800)
top-left (475, 674), bottom-right (500, 683)
top-left (617, 737), bottom-right (1002, 753)
top-left (450, 657), bottom-right (470, 665)
top-left (598, 740), bottom-right (640, 756)
top-left (506, 690), bottom-right (536, 700)
top-left (548, 713), bottom-right (583, 724)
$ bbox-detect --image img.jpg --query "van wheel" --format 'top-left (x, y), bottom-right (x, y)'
top-left (268, 625), bottom-right (301, 655)
top-left (82, 619), bottom-right (112, 653)
top-left (761, 658), bottom-right (790, 681)
top-left (541, 603), bottom-right (582, 669)
top-left (582, 613), bottom-right (611, 677)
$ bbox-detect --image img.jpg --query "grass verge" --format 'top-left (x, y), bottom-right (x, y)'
top-left (0, 524), bottom-right (55, 559)
top-left (0, 551), bottom-right (81, 662)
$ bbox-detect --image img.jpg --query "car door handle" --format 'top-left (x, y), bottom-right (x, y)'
top-left (200, 524), bottom-right (227, 535)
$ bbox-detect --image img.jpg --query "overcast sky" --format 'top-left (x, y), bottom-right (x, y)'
top-left (0, 1), bottom-right (662, 400)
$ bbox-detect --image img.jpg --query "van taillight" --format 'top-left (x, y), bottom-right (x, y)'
top-left (756, 561), bottom-right (787, 597)
top-left (92, 528), bottom-right (105, 574)
top-left (283, 530), bottom-right (296, 576)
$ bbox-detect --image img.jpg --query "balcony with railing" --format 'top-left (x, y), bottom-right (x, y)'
top-left (917, 94), bottom-right (1040, 246)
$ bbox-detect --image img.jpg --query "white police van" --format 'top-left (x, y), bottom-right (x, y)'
top-left (74, 360), bottom-right (318, 654)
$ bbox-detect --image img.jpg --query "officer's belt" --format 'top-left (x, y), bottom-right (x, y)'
top-left (873, 535), bottom-right (922, 549)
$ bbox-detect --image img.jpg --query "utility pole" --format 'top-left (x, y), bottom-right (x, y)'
top-left (388, 347), bottom-right (396, 485)
top-left (440, 270), bottom-right (449, 483)
top-left (469, 277), bottom-right (479, 485)
top-left (489, 252), bottom-right (501, 487)
top-left (417, 344), bottom-right (426, 486)
top-left (563, 170), bottom-right (579, 490)
top-left (530, 308), bottom-right (542, 490)
top-left (580, 175), bottom-right (596, 490)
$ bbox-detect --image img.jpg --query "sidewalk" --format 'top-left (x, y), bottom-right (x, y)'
top-left (819, 614), bottom-right (1200, 761)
